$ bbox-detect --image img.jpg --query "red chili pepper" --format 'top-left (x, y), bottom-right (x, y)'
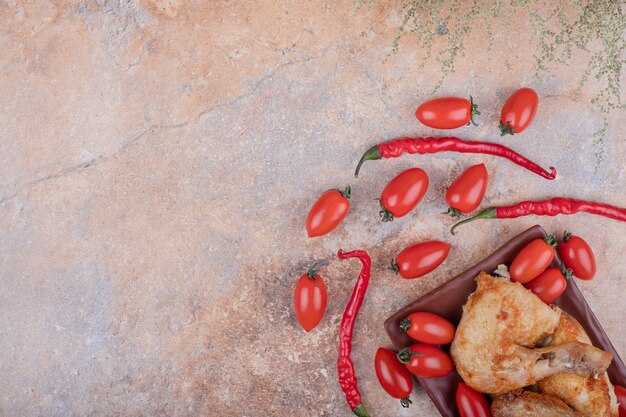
top-left (450, 198), bottom-right (626, 234)
top-left (337, 249), bottom-right (372, 417)
top-left (354, 137), bottom-right (556, 180)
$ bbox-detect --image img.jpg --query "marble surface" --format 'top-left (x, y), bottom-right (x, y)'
top-left (0, 1), bottom-right (624, 416)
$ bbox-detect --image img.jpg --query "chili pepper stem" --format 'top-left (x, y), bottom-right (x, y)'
top-left (400, 397), bottom-right (412, 408)
top-left (352, 404), bottom-right (371, 417)
top-left (378, 199), bottom-right (394, 222)
top-left (354, 145), bottom-right (382, 178)
top-left (450, 207), bottom-right (498, 235)
top-left (499, 121), bottom-right (515, 136)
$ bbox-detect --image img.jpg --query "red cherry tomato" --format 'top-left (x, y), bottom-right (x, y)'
top-left (293, 267), bottom-right (327, 332)
top-left (499, 87), bottom-right (538, 135)
top-left (456, 382), bottom-right (491, 417)
top-left (379, 168), bottom-right (429, 222)
top-left (399, 343), bottom-right (454, 378)
top-left (391, 240), bottom-right (451, 279)
top-left (374, 348), bottom-right (413, 407)
top-left (306, 186), bottom-right (350, 237)
top-left (525, 267), bottom-right (570, 304)
top-left (415, 96), bottom-right (480, 129)
top-left (445, 163), bottom-right (488, 216)
top-left (615, 384), bottom-right (626, 417)
top-left (557, 231), bottom-right (596, 280)
top-left (510, 236), bottom-right (556, 283)
top-left (400, 312), bottom-right (456, 345)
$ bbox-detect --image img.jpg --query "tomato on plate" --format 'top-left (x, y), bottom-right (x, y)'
top-left (375, 348), bottom-right (413, 408)
top-left (415, 96), bottom-right (481, 129)
top-left (499, 87), bottom-right (539, 135)
top-left (293, 266), bottom-right (327, 332)
top-left (558, 231), bottom-right (596, 280)
top-left (445, 163), bottom-right (488, 217)
top-left (510, 236), bottom-right (556, 283)
top-left (390, 240), bottom-right (451, 279)
top-left (306, 186), bottom-right (350, 237)
top-left (398, 344), bottom-right (454, 378)
top-left (525, 266), bottom-right (571, 304)
top-left (400, 312), bottom-right (456, 345)
top-left (379, 167), bottom-right (429, 222)
top-left (615, 384), bottom-right (626, 417)
top-left (456, 382), bottom-right (491, 417)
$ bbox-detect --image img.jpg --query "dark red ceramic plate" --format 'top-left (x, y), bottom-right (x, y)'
top-left (384, 225), bottom-right (626, 417)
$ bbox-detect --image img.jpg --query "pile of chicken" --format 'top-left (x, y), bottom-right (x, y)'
top-left (450, 272), bottom-right (618, 417)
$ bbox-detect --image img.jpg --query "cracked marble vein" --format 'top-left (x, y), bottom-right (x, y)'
top-left (0, 47), bottom-right (334, 207)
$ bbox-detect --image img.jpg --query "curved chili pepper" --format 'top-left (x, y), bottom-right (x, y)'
top-left (336, 249), bottom-right (372, 417)
top-left (354, 137), bottom-right (556, 180)
top-left (450, 198), bottom-right (626, 234)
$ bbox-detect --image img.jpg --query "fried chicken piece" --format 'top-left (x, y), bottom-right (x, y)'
top-left (538, 310), bottom-right (618, 417)
top-left (492, 390), bottom-right (583, 417)
top-left (450, 272), bottom-right (612, 394)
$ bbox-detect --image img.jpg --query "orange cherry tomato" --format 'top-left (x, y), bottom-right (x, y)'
top-left (374, 348), bottom-right (413, 407)
top-left (445, 163), bottom-right (488, 216)
top-left (306, 186), bottom-right (350, 237)
top-left (415, 96), bottom-right (480, 129)
top-left (456, 382), bottom-right (491, 417)
top-left (499, 87), bottom-right (538, 135)
top-left (614, 384), bottom-right (626, 417)
top-left (557, 231), bottom-right (596, 280)
top-left (398, 344), bottom-right (454, 378)
top-left (400, 312), bottom-right (456, 345)
top-left (391, 240), bottom-right (451, 279)
top-left (293, 266), bottom-right (327, 332)
top-left (379, 168), bottom-right (429, 222)
top-left (510, 236), bottom-right (556, 283)
top-left (525, 266), bottom-right (570, 304)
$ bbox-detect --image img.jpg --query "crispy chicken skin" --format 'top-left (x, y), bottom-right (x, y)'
top-left (538, 310), bottom-right (618, 417)
top-left (492, 390), bottom-right (583, 417)
top-left (450, 272), bottom-right (612, 394)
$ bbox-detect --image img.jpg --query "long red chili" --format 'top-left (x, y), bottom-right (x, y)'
top-left (336, 249), bottom-right (372, 417)
top-left (450, 197), bottom-right (626, 234)
top-left (354, 137), bottom-right (556, 180)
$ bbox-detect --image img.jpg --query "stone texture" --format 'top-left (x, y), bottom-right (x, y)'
top-left (0, 1), bottom-right (624, 416)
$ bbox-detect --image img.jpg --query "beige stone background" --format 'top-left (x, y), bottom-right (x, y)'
top-left (0, 1), bottom-right (624, 416)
